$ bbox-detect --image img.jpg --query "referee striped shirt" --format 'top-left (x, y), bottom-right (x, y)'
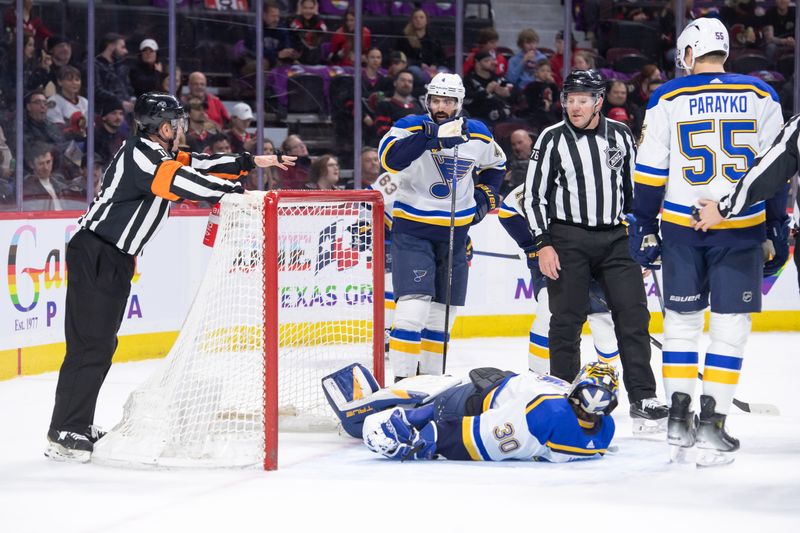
top-left (523, 115), bottom-right (636, 248)
top-left (718, 112), bottom-right (800, 219)
top-left (79, 135), bottom-right (253, 256)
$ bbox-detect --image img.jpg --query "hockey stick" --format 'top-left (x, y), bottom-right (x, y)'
top-left (651, 272), bottom-right (779, 415)
top-left (442, 145), bottom-right (458, 373)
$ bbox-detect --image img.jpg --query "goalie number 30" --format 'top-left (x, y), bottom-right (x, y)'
top-left (492, 423), bottom-right (520, 454)
top-left (677, 119), bottom-right (757, 185)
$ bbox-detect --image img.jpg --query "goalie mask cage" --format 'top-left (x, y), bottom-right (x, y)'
top-left (92, 190), bottom-right (384, 470)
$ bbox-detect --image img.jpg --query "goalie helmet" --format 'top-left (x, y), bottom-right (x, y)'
top-left (568, 362), bottom-right (619, 416)
top-left (675, 17), bottom-right (730, 71)
top-left (424, 72), bottom-right (466, 117)
top-left (134, 92), bottom-right (188, 136)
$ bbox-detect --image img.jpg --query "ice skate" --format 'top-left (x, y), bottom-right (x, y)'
top-left (630, 397), bottom-right (668, 434)
top-left (696, 395), bottom-right (739, 467)
top-left (667, 392), bottom-right (697, 463)
top-left (44, 429), bottom-right (93, 463)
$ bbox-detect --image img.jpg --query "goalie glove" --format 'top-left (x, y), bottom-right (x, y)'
top-left (362, 407), bottom-right (438, 461)
top-left (626, 214), bottom-right (662, 270)
top-left (472, 183), bottom-right (498, 224)
top-left (423, 117), bottom-right (469, 151)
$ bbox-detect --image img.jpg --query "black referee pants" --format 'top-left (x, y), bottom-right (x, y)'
top-left (50, 230), bottom-right (135, 433)
top-left (547, 222), bottom-right (656, 402)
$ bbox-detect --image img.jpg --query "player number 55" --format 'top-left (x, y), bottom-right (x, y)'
top-left (677, 119), bottom-right (757, 185)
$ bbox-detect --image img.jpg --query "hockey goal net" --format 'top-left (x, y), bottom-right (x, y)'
top-left (92, 190), bottom-right (384, 470)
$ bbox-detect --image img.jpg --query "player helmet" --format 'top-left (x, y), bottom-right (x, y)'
top-left (568, 362), bottom-right (619, 417)
top-left (675, 18), bottom-right (730, 71)
top-left (134, 92), bottom-right (188, 136)
top-left (424, 73), bottom-right (465, 117)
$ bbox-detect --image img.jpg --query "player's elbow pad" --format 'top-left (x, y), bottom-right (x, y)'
top-left (472, 184), bottom-right (498, 225)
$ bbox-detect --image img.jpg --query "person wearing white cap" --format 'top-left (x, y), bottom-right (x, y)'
top-left (130, 38), bottom-right (163, 96)
top-left (226, 102), bottom-right (256, 153)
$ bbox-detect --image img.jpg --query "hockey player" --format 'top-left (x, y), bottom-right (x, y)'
top-left (498, 184), bottom-right (620, 374)
top-left (361, 362), bottom-right (617, 462)
top-left (377, 72), bottom-right (506, 380)
top-left (629, 18), bottom-right (785, 466)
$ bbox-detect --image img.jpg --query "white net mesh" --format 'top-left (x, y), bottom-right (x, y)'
top-left (92, 191), bottom-right (380, 469)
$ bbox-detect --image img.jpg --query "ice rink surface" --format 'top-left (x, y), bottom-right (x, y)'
top-left (1, 333), bottom-right (798, 533)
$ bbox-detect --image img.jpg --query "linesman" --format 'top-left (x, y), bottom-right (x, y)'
top-left (522, 70), bottom-right (668, 428)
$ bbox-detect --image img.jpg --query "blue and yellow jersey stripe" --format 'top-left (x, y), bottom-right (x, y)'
top-left (546, 440), bottom-right (607, 456)
top-left (633, 163), bottom-right (669, 187)
top-left (480, 375), bottom-right (514, 412)
top-left (498, 200), bottom-right (520, 219)
top-left (662, 200), bottom-right (765, 230)
top-left (393, 201), bottom-right (476, 227)
top-left (647, 73), bottom-right (780, 110)
top-left (461, 416), bottom-right (491, 460)
top-left (525, 394), bottom-right (564, 414)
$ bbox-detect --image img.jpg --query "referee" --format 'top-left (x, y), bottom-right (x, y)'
top-left (45, 92), bottom-right (295, 462)
top-left (522, 71), bottom-right (667, 425)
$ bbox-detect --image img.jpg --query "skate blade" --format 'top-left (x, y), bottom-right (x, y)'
top-left (44, 443), bottom-right (91, 463)
top-left (632, 417), bottom-right (667, 435)
top-left (669, 444), bottom-right (696, 465)
top-left (696, 449), bottom-right (735, 467)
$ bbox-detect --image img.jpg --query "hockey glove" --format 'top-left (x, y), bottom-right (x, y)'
top-left (763, 217), bottom-right (790, 277)
top-left (363, 408), bottom-right (438, 461)
top-left (627, 215), bottom-right (662, 270)
top-left (423, 117), bottom-right (469, 151)
top-left (523, 245), bottom-right (548, 301)
top-left (472, 183), bottom-right (498, 224)
top-left (523, 244), bottom-right (540, 271)
top-left (465, 235), bottom-right (474, 264)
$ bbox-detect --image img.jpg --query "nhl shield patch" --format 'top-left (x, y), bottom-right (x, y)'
top-left (605, 146), bottom-right (624, 171)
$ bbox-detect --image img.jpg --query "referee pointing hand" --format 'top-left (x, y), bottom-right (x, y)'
top-left (522, 71), bottom-right (667, 427)
top-left (45, 92), bottom-right (295, 462)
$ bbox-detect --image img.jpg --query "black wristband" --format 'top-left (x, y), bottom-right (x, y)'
top-left (534, 232), bottom-right (552, 251)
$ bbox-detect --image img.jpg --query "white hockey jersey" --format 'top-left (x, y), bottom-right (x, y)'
top-left (378, 114), bottom-right (506, 241)
top-left (436, 372), bottom-right (615, 462)
top-left (633, 72), bottom-right (783, 247)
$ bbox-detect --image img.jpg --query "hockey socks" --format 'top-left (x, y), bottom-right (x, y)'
top-left (419, 329), bottom-right (447, 375)
top-left (528, 332), bottom-right (549, 374)
top-left (389, 329), bottom-right (421, 379)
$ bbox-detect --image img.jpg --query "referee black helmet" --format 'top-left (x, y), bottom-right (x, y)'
top-left (134, 92), bottom-right (187, 136)
top-left (562, 70), bottom-right (606, 97)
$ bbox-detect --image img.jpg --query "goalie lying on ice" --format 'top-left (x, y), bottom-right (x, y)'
top-left (322, 362), bottom-right (617, 462)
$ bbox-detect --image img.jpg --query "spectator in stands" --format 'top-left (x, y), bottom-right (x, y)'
top-left (94, 33), bottom-right (134, 114)
top-left (657, 0), bottom-right (699, 68)
top-left (629, 64), bottom-right (662, 108)
top-left (375, 50), bottom-right (408, 94)
top-left (227, 102), bottom-right (256, 153)
top-left (523, 59), bottom-right (560, 130)
top-left (250, 138), bottom-right (281, 190)
top-left (463, 27), bottom-right (509, 77)
top-left (129, 39), bottom-right (163, 97)
top-left (307, 154), bottom-right (340, 190)
top-left (206, 133), bottom-right (232, 154)
top-left (280, 133), bottom-right (312, 188)
top-left (632, 78), bottom-right (662, 135)
top-left (549, 30), bottom-right (576, 87)
top-left (502, 129), bottom-right (534, 196)
top-left (23, 89), bottom-right (65, 151)
top-left (464, 51), bottom-right (513, 127)
top-left (362, 47), bottom-right (385, 95)
top-left (573, 51), bottom-right (595, 72)
top-left (184, 96), bottom-right (220, 153)
top-left (47, 36), bottom-right (77, 86)
top-left (372, 70), bottom-right (424, 143)
top-left (762, 0), bottom-right (796, 62)
top-left (602, 80), bottom-right (640, 133)
top-left (396, 7), bottom-right (446, 81)
top-left (289, 0), bottom-right (328, 65)
top-left (0, 30), bottom-right (52, 95)
top-left (360, 146), bottom-right (380, 187)
top-left (185, 71), bottom-right (230, 128)
top-left (3, 0), bottom-right (52, 48)
top-left (94, 98), bottom-right (126, 164)
top-left (329, 8), bottom-right (371, 67)
top-left (22, 142), bottom-right (71, 211)
top-left (159, 65), bottom-right (183, 98)
top-left (46, 66), bottom-right (88, 133)
top-left (0, 127), bottom-right (12, 206)
top-left (246, 0), bottom-right (297, 68)
top-left (507, 28), bottom-right (547, 90)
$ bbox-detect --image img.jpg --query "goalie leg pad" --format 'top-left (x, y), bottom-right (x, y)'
top-left (663, 309), bottom-right (704, 404)
top-left (703, 312), bottom-right (750, 415)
